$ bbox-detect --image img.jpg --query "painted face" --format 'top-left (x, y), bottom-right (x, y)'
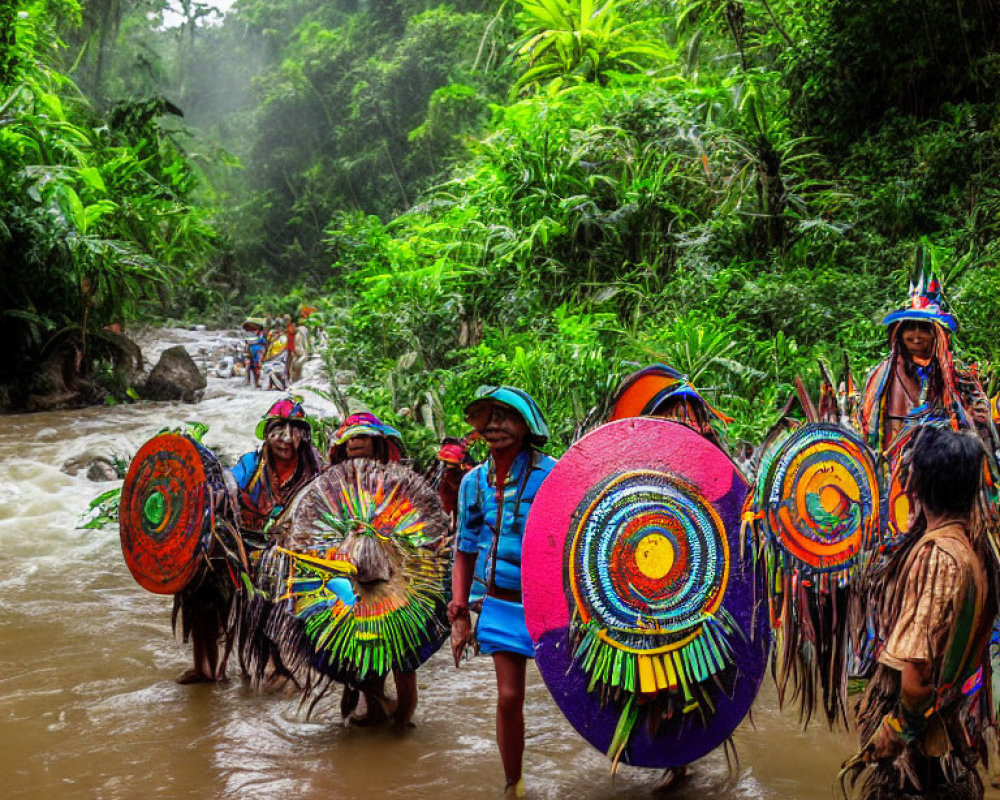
top-left (266, 421), bottom-right (305, 463)
top-left (482, 402), bottom-right (529, 452)
top-left (345, 434), bottom-right (376, 459)
top-left (901, 321), bottom-right (935, 360)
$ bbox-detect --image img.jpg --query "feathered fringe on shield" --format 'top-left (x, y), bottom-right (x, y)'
top-left (523, 419), bottom-right (769, 772)
top-left (743, 421), bottom-right (882, 727)
top-left (238, 459), bottom-right (451, 704)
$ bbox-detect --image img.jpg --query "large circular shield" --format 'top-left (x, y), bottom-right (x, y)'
top-left (263, 459), bottom-right (451, 683)
top-left (119, 433), bottom-right (222, 594)
top-left (755, 422), bottom-right (881, 576)
top-left (522, 418), bottom-right (768, 768)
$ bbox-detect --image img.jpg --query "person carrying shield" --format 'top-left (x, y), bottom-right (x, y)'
top-left (604, 364), bottom-right (735, 791)
top-left (174, 398), bottom-right (323, 685)
top-left (324, 411), bottom-right (421, 727)
top-left (232, 397), bottom-right (324, 538)
top-left (858, 273), bottom-right (994, 463)
top-left (450, 386), bottom-right (556, 799)
top-left (843, 426), bottom-right (996, 800)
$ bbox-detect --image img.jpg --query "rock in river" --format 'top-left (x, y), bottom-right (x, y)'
top-left (140, 345), bottom-right (207, 402)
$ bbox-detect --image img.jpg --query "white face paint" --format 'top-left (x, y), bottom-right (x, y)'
top-left (266, 421), bottom-right (304, 462)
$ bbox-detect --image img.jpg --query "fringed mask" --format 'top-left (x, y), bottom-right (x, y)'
top-left (257, 460), bottom-right (451, 683)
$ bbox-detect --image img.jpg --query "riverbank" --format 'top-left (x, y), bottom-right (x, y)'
top-left (1, 324), bottom-right (331, 415)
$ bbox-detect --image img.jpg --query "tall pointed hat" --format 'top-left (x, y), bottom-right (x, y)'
top-left (882, 271), bottom-right (957, 331)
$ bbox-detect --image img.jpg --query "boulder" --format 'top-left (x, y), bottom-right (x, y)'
top-left (140, 345), bottom-right (206, 402)
top-left (86, 460), bottom-right (121, 481)
top-left (61, 453), bottom-right (121, 481)
top-left (101, 330), bottom-right (145, 390)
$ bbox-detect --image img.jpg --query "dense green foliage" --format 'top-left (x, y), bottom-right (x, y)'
top-left (302, 0), bottom-right (1000, 459)
top-left (1, 0), bottom-right (220, 404)
top-left (5, 0), bottom-right (1000, 463)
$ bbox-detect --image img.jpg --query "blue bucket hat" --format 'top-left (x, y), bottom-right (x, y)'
top-left (464, 386), bottom-right (550, 446)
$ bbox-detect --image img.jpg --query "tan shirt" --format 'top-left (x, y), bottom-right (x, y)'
top-left (879, 523), bottom-right (986, 671)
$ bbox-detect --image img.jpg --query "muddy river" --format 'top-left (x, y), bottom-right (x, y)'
top-left (1, 329), bottom-right (994, 799)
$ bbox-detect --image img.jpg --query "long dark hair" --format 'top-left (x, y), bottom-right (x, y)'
top-left (892, 321), bottom-right (944, 401)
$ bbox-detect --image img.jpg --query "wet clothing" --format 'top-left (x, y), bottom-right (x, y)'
top-left (880, 526), bottom-right (989, 686)
top-left (232, 445), bottom-right (322, 535)
top-left (477, 595), bottom-right (535, 658)
top-left (456, 448), bottom-right (555, 656)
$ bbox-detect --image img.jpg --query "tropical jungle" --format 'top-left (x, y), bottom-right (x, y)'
top-left (3, 0), bottom-right (1000, 463)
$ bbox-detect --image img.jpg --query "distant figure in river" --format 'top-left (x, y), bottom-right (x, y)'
top-left (288, 308), bottom-right (312, 382)
top-left (843, 426), bottom-right (996, 800)
top-left (283, 314), bottom-right (295, 382)
top-left (604, 363), bottom-right (736, 791)
top-left (858, 273), bottom-right (994, 466)
top-left (243, 323), bottom-right (268, 388)
top-left (450, 386), bottom-right (556, 799)
top-left (327, 411), bottom-right (418, 727)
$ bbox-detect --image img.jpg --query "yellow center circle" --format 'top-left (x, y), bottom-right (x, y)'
top-left (635, 533), bottom-right (674, 580)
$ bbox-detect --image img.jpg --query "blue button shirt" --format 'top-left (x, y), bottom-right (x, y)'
top-left (456, 448), bottom-right (556, 596)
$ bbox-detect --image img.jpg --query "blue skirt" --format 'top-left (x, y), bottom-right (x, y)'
top-left (476, 595), bottom-right (535, 658)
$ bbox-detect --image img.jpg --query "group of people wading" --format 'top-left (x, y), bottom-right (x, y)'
top-left (148, 274), bottom-right (1000, 800)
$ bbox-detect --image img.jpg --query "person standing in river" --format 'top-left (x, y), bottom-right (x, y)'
top-left (175, 397), bottom-right (323, 684)
top-left (450, 386), bottom-right (556, 799)
top-left (858, 273), bottom-right (994, 464)
top-left (843, 426), bottom-right (996, 800)
top-left (602, 363), bottom-right (736, 792)
top-left (283, 314), bottom-right (296, 382)
top-left (326, 410), bottom-right (419, 727)
top-left (435, 434), bottom-right (479, 529)
top-left (232, 397), bottom-right (323, 537)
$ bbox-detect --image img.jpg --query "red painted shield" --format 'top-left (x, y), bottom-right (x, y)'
top-left (119, 433), bottom-right (217, 594)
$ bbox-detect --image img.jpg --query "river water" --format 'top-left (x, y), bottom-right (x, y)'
top-left (1, 330), bottom-right (995, 800)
